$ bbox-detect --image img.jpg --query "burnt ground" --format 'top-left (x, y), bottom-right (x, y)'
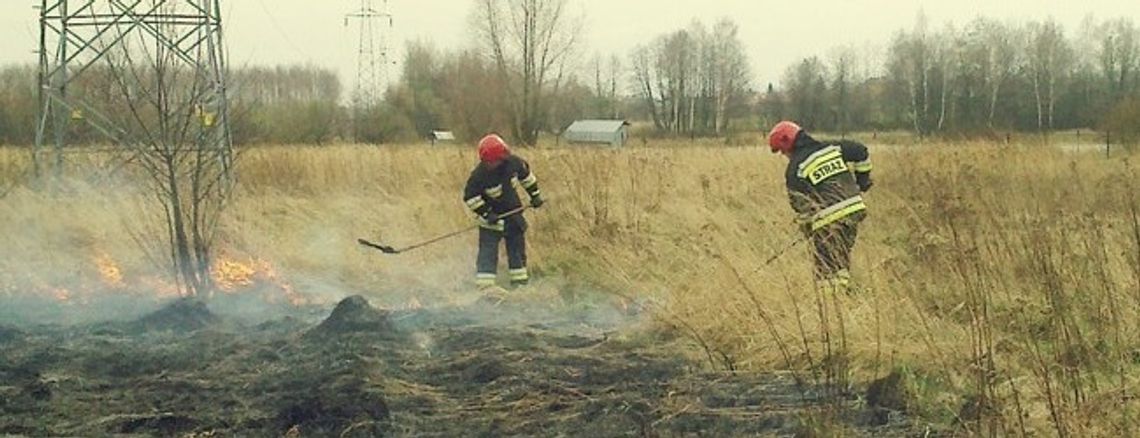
top-left (0, 294), bottom-right (924, 437)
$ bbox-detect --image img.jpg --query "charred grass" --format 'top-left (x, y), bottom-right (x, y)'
top-left (0, 294), bottom-right (912, 436)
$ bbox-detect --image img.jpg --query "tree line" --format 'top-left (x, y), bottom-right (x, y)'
top-left (3, 10), bottom-right (1140, 146)
top-left (769, 15), bottom-right (1140, 140)
top-left (0, 64), bottom-right (350, 146)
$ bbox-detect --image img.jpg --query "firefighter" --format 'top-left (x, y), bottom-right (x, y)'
top-left (463, 134), bottom-right (545, 289)
top-left (768, 121), bottom-right (873, 293)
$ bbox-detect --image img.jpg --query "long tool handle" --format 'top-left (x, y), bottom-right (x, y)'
top-left (753, 236), bottom-right (805, 274)
top-left (360, 206), bottom-right (528, 255)
top-left (398, 206), bottom-right (528, 253)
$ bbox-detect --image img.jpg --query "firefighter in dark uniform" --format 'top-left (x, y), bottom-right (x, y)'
top-left (768, 121), bottom-right (873, 293)
top-left (463, 134), bottom-right (544, 289)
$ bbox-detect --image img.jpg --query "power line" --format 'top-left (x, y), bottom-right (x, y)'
top-left (256, 0), bottom-right (310, 60)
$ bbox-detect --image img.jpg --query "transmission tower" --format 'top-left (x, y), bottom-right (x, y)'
top-left (34, 0), bottom-right (232, 178)
top-left (346, 0), bottom-right (393, 108)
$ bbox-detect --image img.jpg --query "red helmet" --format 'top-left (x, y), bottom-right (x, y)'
top-left (767, 121), bottom-right (802, 154)
top-left (478, 134), bottom-right (510, 163)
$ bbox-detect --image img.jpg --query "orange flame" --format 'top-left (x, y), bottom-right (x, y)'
top-left (94, 252), bottom-right (125, 288)
top-left (210, 255), bottom-right (308, 306)
top-left (258, 262), bottom-right (309, 306)
top-left (21, 252), bottom-right (311, 306)
top-left (212, 258), bottom-right (259, 292)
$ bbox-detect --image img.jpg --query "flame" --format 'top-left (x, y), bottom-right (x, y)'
top-left (95, 252), bottom-right (125, 288)
top-left (16, 251), bottom-right (310, 307)
top-left (257, 262), bottom-right (309, 306)
top-left (211, 255), bottom-right (309, 306)
top-left (212, 258), bottom-right (259, 292)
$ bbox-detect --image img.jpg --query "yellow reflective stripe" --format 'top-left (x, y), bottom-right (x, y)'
top-left (465, 196), bottom-right (486, 210)
top-left (484, 185), bottom-right (503, 198)
top-left (478, 220), bottom-right (505, 231)
top-left (802, 153), bottom-right (848, 181)
top-left (520, 173), bottom-right (538, 188)
top-left (475, 273), bottom-right (497, 286)
top-left (823, 276), bottom-right (850, 290)
top-left (508, 268), bottom-right (529, 281)
top-left (851, 160), bottom-right (872, 172)
top-left (797, 146), bottom-right (841, 177)
top-left (801, 151), bottom-right (844, 180)
top-left (807, 157), bottom-right (848, 185)
top-left (811, 196), bottom-right (866, 230)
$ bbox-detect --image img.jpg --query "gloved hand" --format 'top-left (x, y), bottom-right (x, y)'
top-left (799, 221), bottom-right (813, 238)
top-left (482, 212), bottom-right (499, 224)
top-left (530, 195), bottom-right (545, 208)
top-left (856, 173), bottom-right (873, 192)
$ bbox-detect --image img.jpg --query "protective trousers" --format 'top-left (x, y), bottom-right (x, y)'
top-left (475, 216), bottom-right (529, 288)
top-left (812, 220), bottom-right (859, 293)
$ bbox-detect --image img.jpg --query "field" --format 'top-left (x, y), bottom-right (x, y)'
top-left (2, 140), bottom-right (1140, 436)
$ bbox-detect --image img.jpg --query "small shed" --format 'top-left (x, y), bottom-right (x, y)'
top-left (429, 130), bottom-right (456, 145)
top-left (562, 120), bottom-right (631, 147)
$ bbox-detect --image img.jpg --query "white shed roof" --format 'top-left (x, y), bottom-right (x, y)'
top-left (564, 120), bottom-right (629, 134)
top-left (430, 130), bottom-right (455, 140)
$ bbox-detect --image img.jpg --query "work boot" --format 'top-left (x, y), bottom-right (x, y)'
top-left (817, 270), bottom-right (854, 296)
top-left (833, 270), bottom-right (856, 296)
top-left (508, 268), bottom-right (529, 290)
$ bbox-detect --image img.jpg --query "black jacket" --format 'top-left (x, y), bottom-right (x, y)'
top-left (463, 155), bottom-right (541, 228)
top-left (785, 134), bottom-right (872, 231)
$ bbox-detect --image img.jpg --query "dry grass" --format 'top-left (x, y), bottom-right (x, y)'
top-left (2, 140), bottom-right (1140, 435)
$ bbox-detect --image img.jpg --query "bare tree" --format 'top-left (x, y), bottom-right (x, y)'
top-left (630, 44), bottom-right (663, 131)
top-left (973, 18), bottom-right (1019, 128)
top-left (437, 50), bottom-right (512, 141)
top-left (656, 29), bottom-right (697, 134)
top-left (934, 24), bottom-right (962, 132)
top-left (783, 57), bottom-right (828, 130)
top-left (638, 30), bottom-right (696, 134)
top-left (684, 22), bottom-right (707, 135)
top-left (887, 14), bottom-right (935, 136)
top-left (707, 18), bottom-right (750, 135)
top-left (1026, 20), bottom-right (1073, 132)
top-left (628, 18), bottom-right (750, 137)
top-left (829, 45), bottom-right (856, 135)
top-left (607, 54), bottom-right (623, 119)
top-left (0, 65), bottom-right (39, 145)
top-left (473, 0), bottom-right (583, 146)
top-left (1098, 18), bottom-right (1140, 104)
top-left (98, 12), bottom-right (234, 296)
top-left (589, 52), bottom-right (623, 119)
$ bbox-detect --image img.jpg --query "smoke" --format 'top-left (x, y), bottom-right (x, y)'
top-left (0, 166), bottom-right (644, 334)
top-left (389, 278), bottom-right (648, 335)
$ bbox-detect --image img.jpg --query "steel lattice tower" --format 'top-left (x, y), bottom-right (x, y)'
top-left (346, 0), bottom-right (393, 108)
top-left (34, 0), bottom-right (232, 178)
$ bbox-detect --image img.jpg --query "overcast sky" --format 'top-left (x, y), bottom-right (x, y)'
top-left (1, 0), bottom-right (1138, 91)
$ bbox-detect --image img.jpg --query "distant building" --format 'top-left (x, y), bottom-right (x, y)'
top-left (429, 130), bottom-right (456, 145)
top-left (561, 120), bottom-right (631, 147)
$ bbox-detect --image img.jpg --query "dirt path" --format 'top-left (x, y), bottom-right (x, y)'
top-left (0, 295), bottom-right (918, 437)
